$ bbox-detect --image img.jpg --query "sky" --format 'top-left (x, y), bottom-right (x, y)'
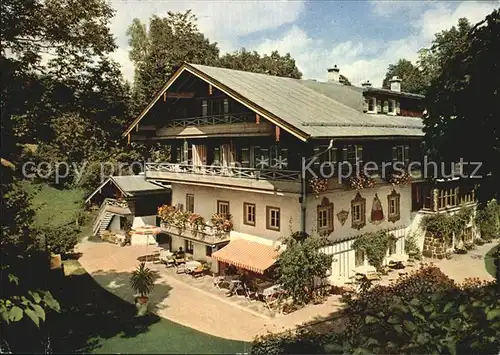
top-left (109, 0), bottom-right (499, 88)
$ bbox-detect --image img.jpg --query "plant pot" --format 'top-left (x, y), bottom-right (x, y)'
top-left (135, 296), bottom-right (149, 316)
top-left (50, 254), bottom-right (62, 270)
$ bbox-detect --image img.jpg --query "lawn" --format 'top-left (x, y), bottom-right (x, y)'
top-left (485, 244), bottom-right (499, 278)
top-left (6, 260), bottom-right (249, 354)
top-left (22, 181), bottom-right (85, 228)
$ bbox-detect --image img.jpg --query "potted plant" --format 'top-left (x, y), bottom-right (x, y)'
top-left (210, 213), bottom-right (233, 236)
top-left (189, 213), bottom-right (206, 237)
top-left (130, 263), bottom-right (156, 315)
top-left (157, 205), bottom-right (177, 227)
top-left (309, 177), bottom-right (329, 197)
top-left (173, 210), bottom-right (190, 235)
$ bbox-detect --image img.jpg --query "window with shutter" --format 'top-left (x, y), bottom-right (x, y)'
top-left (202, 100), bottom-right (208, 117)
top-left (313, 146), bottom-right (321, 168)
top-left (351, 192), bottom-right (366, 230)
top-left (376, 99), bottom-right (382, 113)
top-left (396, 101), bottom-right (401, 114)
top-left (250, 146), bottom-right (260, 168)
top-left (404, 145), bottom-right (410, 166)
top-left (241, 148), bottom-right (250, 168)
top-left (176, 147), bottom-right (182, 163)
top-left (317, 197), bottom-right (334, 236)
top-left (387, 189), bottom-right (401, 223)
top-left (383, 101), bottom-right (389, 113)
top-left (223, 98), bottom-right (229, 119)
top-left (356, 146), bottom-right (363, 167)
top-left (213, 147), bottom-right (221, 165)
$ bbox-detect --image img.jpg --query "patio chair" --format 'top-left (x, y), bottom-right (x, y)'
top-left (191, 266), bottom-right (204, 278)
top-left (176, 264), bottom-right (186, 274)
top-left (213, 276), bottom-right (225, 289)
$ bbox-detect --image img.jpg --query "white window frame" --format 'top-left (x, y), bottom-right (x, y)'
top-left (217, 200), bottom-right (230, 217)
top-left (243, 202), bottom-right (256, 226)
top-left (266, 206), bottom-right (280, 231)
top-left (352, 203), bottom-right (363, 223)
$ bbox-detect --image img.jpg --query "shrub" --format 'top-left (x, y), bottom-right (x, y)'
top-left (475, 200), bottom-right (500, 241)
top-left (352, 231), bottom-right (391, 271)
top-left (474, 238), bottom-right (485, 246)
top-left (251, 328), bottom-right (343, 355)
top-left (405, 232), bottom-right (422, 260)
top-left (40, 225), bottom-right (79, 256)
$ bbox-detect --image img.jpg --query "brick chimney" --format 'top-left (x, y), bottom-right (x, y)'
top-left (361, 80), bottom-right (372, 88)
top-left (390, 76), bottom-right (402, 92)
top-left (327, 65), bottom-right (340, 83)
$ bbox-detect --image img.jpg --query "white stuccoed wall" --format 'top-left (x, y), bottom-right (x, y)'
top-left (132, 215), bottom-right (157, 228)
top-left (171, 183), bottom-right (302, 242)
top-left (305, 183), bottom-right (412, 240)
top-left (108, 215), bottom-right (122, 233)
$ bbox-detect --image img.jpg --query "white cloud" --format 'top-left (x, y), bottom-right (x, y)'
top-left (108, 0), bottom-right (305, 81)
top-left (251, 1), bottom-right (497, 87)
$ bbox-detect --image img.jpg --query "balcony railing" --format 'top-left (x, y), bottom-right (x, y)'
top-left (145, 162), bottom-right (302, 182)
top-left (164, 113), bottom-right (254, 128)
top-left (159, 222), bottom-right (230, 245)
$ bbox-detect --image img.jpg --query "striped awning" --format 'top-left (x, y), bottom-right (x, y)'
top-left (212, 239), bottom-right (280, 274)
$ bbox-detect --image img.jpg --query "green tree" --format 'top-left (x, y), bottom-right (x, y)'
top-left (275, 234), bottom-right (332, 305)
top-left (423, 9), bottom-right (500, 200)
top-left (417, 18), bottom-right (473, 86)
top-left (218, 48), bottom-right (302, 79)
top-left (127, 10), bottom-right (220, 111)
top-left (1, 0), bottom-right (130, 163)
top-left (382, 59), bottom-right (426, 94)
top-left (339, 74), bottom-right (351, 86)
top-left (0, 163), bottom-right (60, 329)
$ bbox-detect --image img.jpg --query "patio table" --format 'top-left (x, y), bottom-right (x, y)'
top-left (185, 260), bottom-right (202, 273)
top-left (262, 284), bottom-right (282, 297)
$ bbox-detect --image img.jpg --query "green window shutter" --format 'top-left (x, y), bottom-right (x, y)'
top-left (176, 147), bottom-right (182, 163)
top-left (330, 147), bottom-right (338, 164)
top-left (280, 148), bottom-right (288, 169)
top-left (313, 146), bottom-right (320, 167)
top-left (356, 145), bottom-right (363, 166)
top-left (202, 100), bottom-right (208, 117)
top-left (213, 147), bottom-right (220, 165)
top-left (404, 145), bottom-right (410, 166)
top-left (392, 146), bottom-right (398, 162)
top-left (376, 99), bottom-right (382, 113)
top-left (383, 101), bottom-right (389, 113)
top-left (241, 148), bottom-right (250, 168)
top-left (396, 101), bottom-right (401, 114)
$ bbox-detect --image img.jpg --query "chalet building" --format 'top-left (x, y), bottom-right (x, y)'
top-left (115, 62), bottom-right (477, 284)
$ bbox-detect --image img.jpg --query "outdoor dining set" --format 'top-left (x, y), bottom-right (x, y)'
top-left (158, 249), bottom-right (206, 278)
top-left (213, 274), bottom-right (283, 310)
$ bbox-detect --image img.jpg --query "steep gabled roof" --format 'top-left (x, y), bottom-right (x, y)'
top-left (84, 175), bottom-right (168, 204)
top-left (124, 62), bottom-right (424, 139)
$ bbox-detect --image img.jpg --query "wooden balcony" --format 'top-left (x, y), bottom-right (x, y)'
top-left (145, 162), bottom-right (302, 194)
top-left (160, 222), bottom-right (230, 245)
top-left (154, 113), bottom-right (273, 139)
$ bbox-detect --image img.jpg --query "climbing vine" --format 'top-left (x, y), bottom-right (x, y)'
top-left (421, 207), bottom-right (473, 243)
top-left (352, 231), bottom-right (394, 271)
